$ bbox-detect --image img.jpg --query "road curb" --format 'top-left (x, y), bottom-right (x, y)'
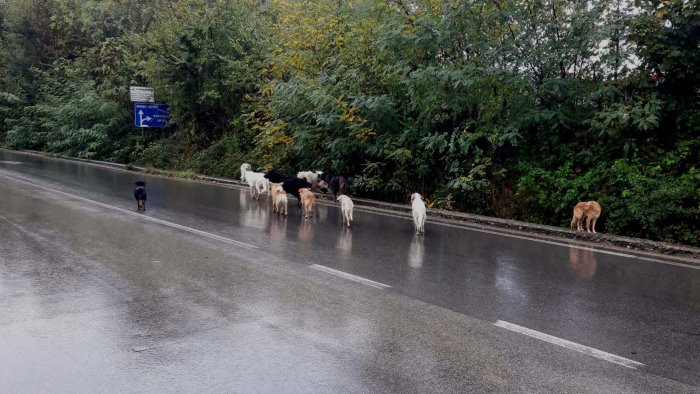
top-left (4, 148), bottom-right (699, 265)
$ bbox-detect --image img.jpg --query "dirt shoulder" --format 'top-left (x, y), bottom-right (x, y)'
top-left (6, 148), bottom-right (699, 266)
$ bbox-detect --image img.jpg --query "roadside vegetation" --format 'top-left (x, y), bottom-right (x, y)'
top-left (0, 0), bottom-right (698, 245)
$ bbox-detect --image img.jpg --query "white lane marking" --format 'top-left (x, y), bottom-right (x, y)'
top-left (353, 206), bottom-right (700, 270)
top-left (493, 320), bottom-right (644, 369)
top-left (3, 157), bottom-right (697, 270)
top-left (310, 264), bottom-right (390, 289)
top-left (0, 172), bottom-right (258, 249)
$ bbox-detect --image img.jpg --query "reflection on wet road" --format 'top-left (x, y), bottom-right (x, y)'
top-left (1, 150), bottom-right (699, 391)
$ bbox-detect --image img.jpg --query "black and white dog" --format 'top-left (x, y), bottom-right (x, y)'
top-left (134, 181), bottom-right (147, 211)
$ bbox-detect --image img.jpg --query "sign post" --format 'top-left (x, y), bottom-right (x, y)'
top-left (134, 103), bottom-right (170, 128)
top-left (130, 86), bottom-right (155, 103)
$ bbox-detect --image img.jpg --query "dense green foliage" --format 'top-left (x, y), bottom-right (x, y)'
top-left (1, 0), bottom-right (698, 245)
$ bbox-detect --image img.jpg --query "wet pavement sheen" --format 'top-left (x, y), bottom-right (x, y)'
top-left (0, 150), bottom-right (699, 392)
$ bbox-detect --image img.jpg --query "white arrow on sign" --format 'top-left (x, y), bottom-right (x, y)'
top-left (138, 110), bottom-right (152, 127)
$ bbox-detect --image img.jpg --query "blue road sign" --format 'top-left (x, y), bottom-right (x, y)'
top-left (134, 103), bottom-right (170, 128)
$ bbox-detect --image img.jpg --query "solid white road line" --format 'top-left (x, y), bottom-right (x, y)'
top-left (352, 206), bottom-right (700, 270)
top-left (310, 264), bottom-right (391, 289)
top-left (3, 159), bottom-right (697, 271)
top-left (493, 320), bottom-right (645, 369)
top-left (0, 172), bottom-right (258, 249)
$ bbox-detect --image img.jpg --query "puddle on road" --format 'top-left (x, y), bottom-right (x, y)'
top-left (0, 161), bottom-right (23, 165)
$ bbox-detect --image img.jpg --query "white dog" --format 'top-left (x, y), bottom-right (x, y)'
top-left (337, 195), bottom-right (354, 227)
top-left (297, 170), bottom-right (323, 186)
top-left (411, 193), bottom-right (426, 235)
top-left (240, 163), bottom-right (252, 182)
top-left (244, 170), bottom-right (269, 200)
top-left (273, 184), bottom-right (288, 215)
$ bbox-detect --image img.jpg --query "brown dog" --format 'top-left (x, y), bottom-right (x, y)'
top-left (272, 184), bottom-right (288, 215)
top-left (299, 188), bottom-right (315, 219)
top-left (571, 201), bottom-right (602, 233)
top-left (269, 182), bottom-right (283, 202)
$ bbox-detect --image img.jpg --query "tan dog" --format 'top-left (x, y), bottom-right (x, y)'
top-left (571, 201), bottom-right (601, 233)
top-left (272, 184), bottom-right (287, 215)
top-left (299, 188), bottom-right (315, 219)
top-left (269, 182), bottom-right (283, 202)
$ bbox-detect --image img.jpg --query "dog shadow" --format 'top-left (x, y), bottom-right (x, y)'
top-left (408, 235), bottom-right (425, 269)
top-left (568, 247), bottom-right (597, 280)
top-left (269, 214), bottom-right (288, 242)
top-left (298, 220), bottom-right (315, 244)
top-left (316, 203), bottom-right (328, 221)
top-left (336, 227), bottom-right (353, 256)
top-left (238, 191), bottom-right (269, 230)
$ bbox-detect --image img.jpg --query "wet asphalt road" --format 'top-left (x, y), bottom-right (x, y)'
top-left (0, 150), bottom-right (698, 393)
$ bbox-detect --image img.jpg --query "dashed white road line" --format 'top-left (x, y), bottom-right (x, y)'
top-left (0, 172), bottom-right (258, 250)
top-left (494, 320), bottom-right (645, 369)
top-left (310, 264), bottom-right (391, 289)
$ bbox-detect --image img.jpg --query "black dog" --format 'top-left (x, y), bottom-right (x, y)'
top-left (264, 170), bottom-right (289, 184)
top-left (134, 181), bottom-right (147, 211)
top-left (264, 171), bottom-right (312, 208)
top-left (320, 174), bottom-right (350, 201)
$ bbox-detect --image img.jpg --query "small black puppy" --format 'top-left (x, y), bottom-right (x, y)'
top-left (134, 181), bottom-right (147, 211)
